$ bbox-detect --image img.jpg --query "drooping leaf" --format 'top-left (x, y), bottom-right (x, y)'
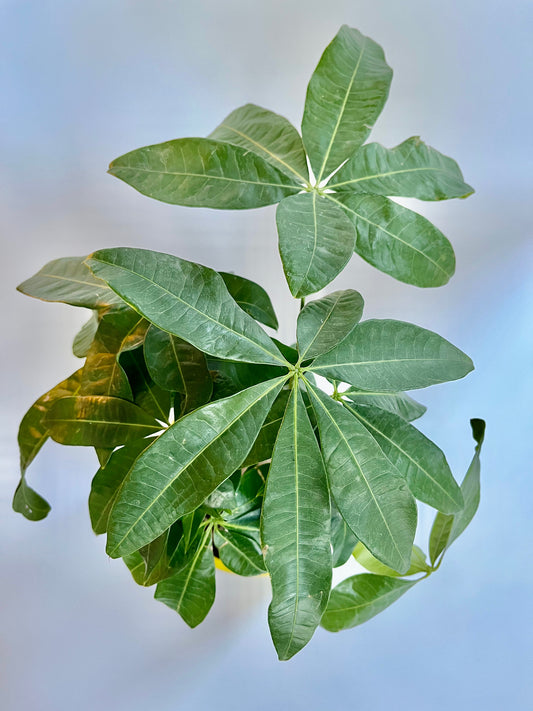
top-left (109, 137), bottom-right (301, 209)
top-left (87, 248), bottom-right (287, 367)
top-left (346, 402), bottom-right (463, 514)
top-left (155, 528), bottom-right (216, 627)
top-left (106, 377), bottom-right (287, 558)
top-left (44, 395), bottom-right (161, 447)
top-left (262, 386), bottom-right (331, 660)
top-left (119, 346), bottom-right (172, 424)
top-left (219, 271), bottom-right (278, 329)
top-left (209, 103), bottom-right (309, 184)
top-left (305, 383), bottom-right (416, 573)
top-left (429, 419), bottom-right (485, 565)
top-left (331, 501), bottom-right (358, 567)
top-left (276, 192), bottom-right (356, 298)
top-left (297, 290), bottom-right (364, 361)
top-left (321, 574), bottom-right (417, 632)
top-left (72, 312), bottom-right (99, 358)
top-left (13, 369), bottom-right (82, 521)
top-left (89, 438), bottom-right (152, 534)
top-left (343, 388), bottom-right (426, 422)
top-left (330, 137), bottom-right (474, 200)
top-left (144, 325), bottom-right (212, 415)
top-left (330, 193), bottom-right (456, 287)
top-left (80, 309), bottom-right (147, 399)
top-left (308, 319), bottom-right (473, 392)
top-left (17, 256), bottom-right (124, 309)
top-left (352, 542), bottom-right (431, 577)
top-left (302, 25), bottom-right (392, 182)
top-left (214, 528), bottom-right (265, 576)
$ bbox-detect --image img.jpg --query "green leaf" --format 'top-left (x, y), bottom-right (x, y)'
top-left (87, 248), bottom-right (287, 367)
top-left (72, 312), bottom-right (99, 358)
top-left (106, 376), bottom-right (287, 558)
top-left (297, 290), bottom-right (364, 361)
top-left (155, 527), bottom-right (216, 627)
top-left (119, 346), bottom-right (172, 423)
top-left (302, 25), bottom-right (392, 182)
top-left (271, 339), bottom-right (299, 366)
top-left (262, 386), bottom-right (331, 660)
top-left (305, 383), bottom-right (416, 573)
top-left (330, 137), bottom-right (474, 200)
top-left (321, 574), bottom-right (417, 632)
top-left (209, 103), bottom-right (309, 184)
top-left (242, 389), bottom-right (290, 466)
top-left (345, 402), bottom-right (463, 514)
top-left (89, 438), bottom-right (152, 534)
top-left (80, 309), bottom-right (147, 399)
top-left (13, 369), bottom-right (82, 521)
top-left (276, 192), bottom-right (356, 298)
top-left (144, 325), bottom-right (212, 415)
top-left (352, 542), bottom-right (430, 577)
top-left (331, 501), bottom-right (358, 567)
top-left (17, 256), bottom-right (124, 309)
top-left (208, 356), bottom-right (284, 401)
top-left (214, 528), bottom-right (265, 576)
top-left (219, 271), bottom-right (278, 329)
top-left (429, 419), bottom-right (485, 565)
top-left (204, 478), bottom-right (237, 511)
top-left (343, 388), bottom-right (426, 422)
top-left (330, 193), bottom-right (456, 287)
top-left (109, 137), bottom-right (301, 209)
top-left (45, 395), bottom-right (161, 447)
top-left (308, 319), bottom-right (473, 392)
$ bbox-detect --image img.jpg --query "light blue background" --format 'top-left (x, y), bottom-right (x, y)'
top-left (1, 1), bottom-right (531, 709)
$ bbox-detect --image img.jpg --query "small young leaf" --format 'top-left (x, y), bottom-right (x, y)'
top-left (209, 103), bottom-right (309, 184)
top-left (305, 383), bottom-right (416, 574)
top-left (302, 25), bottom-right (392, 182)
top-left (106, 376), bottom-right (287, 558)
top-left (353, 542), bottom-right (430, 577)
top-left (87, 248), bottom-right (287, 367)
top-left (330, 193), bottom-right (456, 287)
top-left (343, 389), bottom-right (426, 422)
top-left (17, 256), bottom-right (124, 309)
top-left (45, 395), bottom-right (161, 447)
top-left (308, 319), bottom-right (473, 392)
top-left (276, 192), bottom-right (355, 298)
top-left (330, 137), bottom-right (474, 200)
top-left (109, 137), bottom-right (301, 209)
top-left (219, 271), bottom-right (279, 329)
top-left (262, 386), bottom-right (332, 660)
top-left (155, 528), bottom-right (216, 627)
top-left (297, 290), bottom-right (364, 361)
top-left (346, 402), bottom-right (463, 514)
top-left (321, 574), bottom-right (417, 632)
top-left (429, 419), bottom-right (485, 564)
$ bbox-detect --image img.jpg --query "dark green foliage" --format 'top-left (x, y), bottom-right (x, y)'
top-left (14, 25), bottom-right (481, 660)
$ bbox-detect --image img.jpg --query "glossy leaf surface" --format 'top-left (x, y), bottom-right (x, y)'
top-left (106, 377), bottom-right (286, 557)
top-left (346, 402), bottom-right (463, 514)
top-left (429, 419), bottom-right (485, 564)
top-left (277, 192), bottom-right (356, 298)
top-left (321, 574), bottom-right (417, 632)
top-left (331, 502), bottom-right (358, 567)
top-left (330, 137), bottom-right (474, 200)
top-left (297, 290), bottom-right (364, 361)
top-left (262, 386), bottom-right (331, 660)
top-left (214, 528), bottom-right (265, 576)
top-left (343, 388), bottom-right (426, 422)
top-left (155, 528), bottom-right (216, 627)
top-left (220, 271), bottom-right (278, 329)
top-left (87, 248), bottom-right (286, 367)
top-left (17, 256), bottom-right (123, 309)
top-left (209, 103), bottom-right (309, 184)
top-left (306, 384), bottom-right (416, 573)
top-left (302, 25), bottom-right (392, 181)
top-left (45, 395), bottom-right (160, 447)
top-left (331, 193), bottom-right (456, 287)
top-left (109, 137), bottom-right (301, 209)
top-left (309, 319), bottom-right (473, 392)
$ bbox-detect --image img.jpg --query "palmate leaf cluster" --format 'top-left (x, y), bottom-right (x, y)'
top-left (14, 25), bottom-right (483, 660)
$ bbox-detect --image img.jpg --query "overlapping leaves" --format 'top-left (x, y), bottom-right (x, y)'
top-left (108, 25), bottom-right (473, 296)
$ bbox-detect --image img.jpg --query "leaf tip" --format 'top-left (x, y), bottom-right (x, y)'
top-left (470, 418), bottom-right (485, 447)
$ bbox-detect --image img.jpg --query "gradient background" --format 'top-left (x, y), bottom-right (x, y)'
top-left (1, 1), bottom-right (532, 709)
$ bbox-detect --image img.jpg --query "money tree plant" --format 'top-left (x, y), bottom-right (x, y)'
top-left (14, 25), bottom-right (484, 660)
